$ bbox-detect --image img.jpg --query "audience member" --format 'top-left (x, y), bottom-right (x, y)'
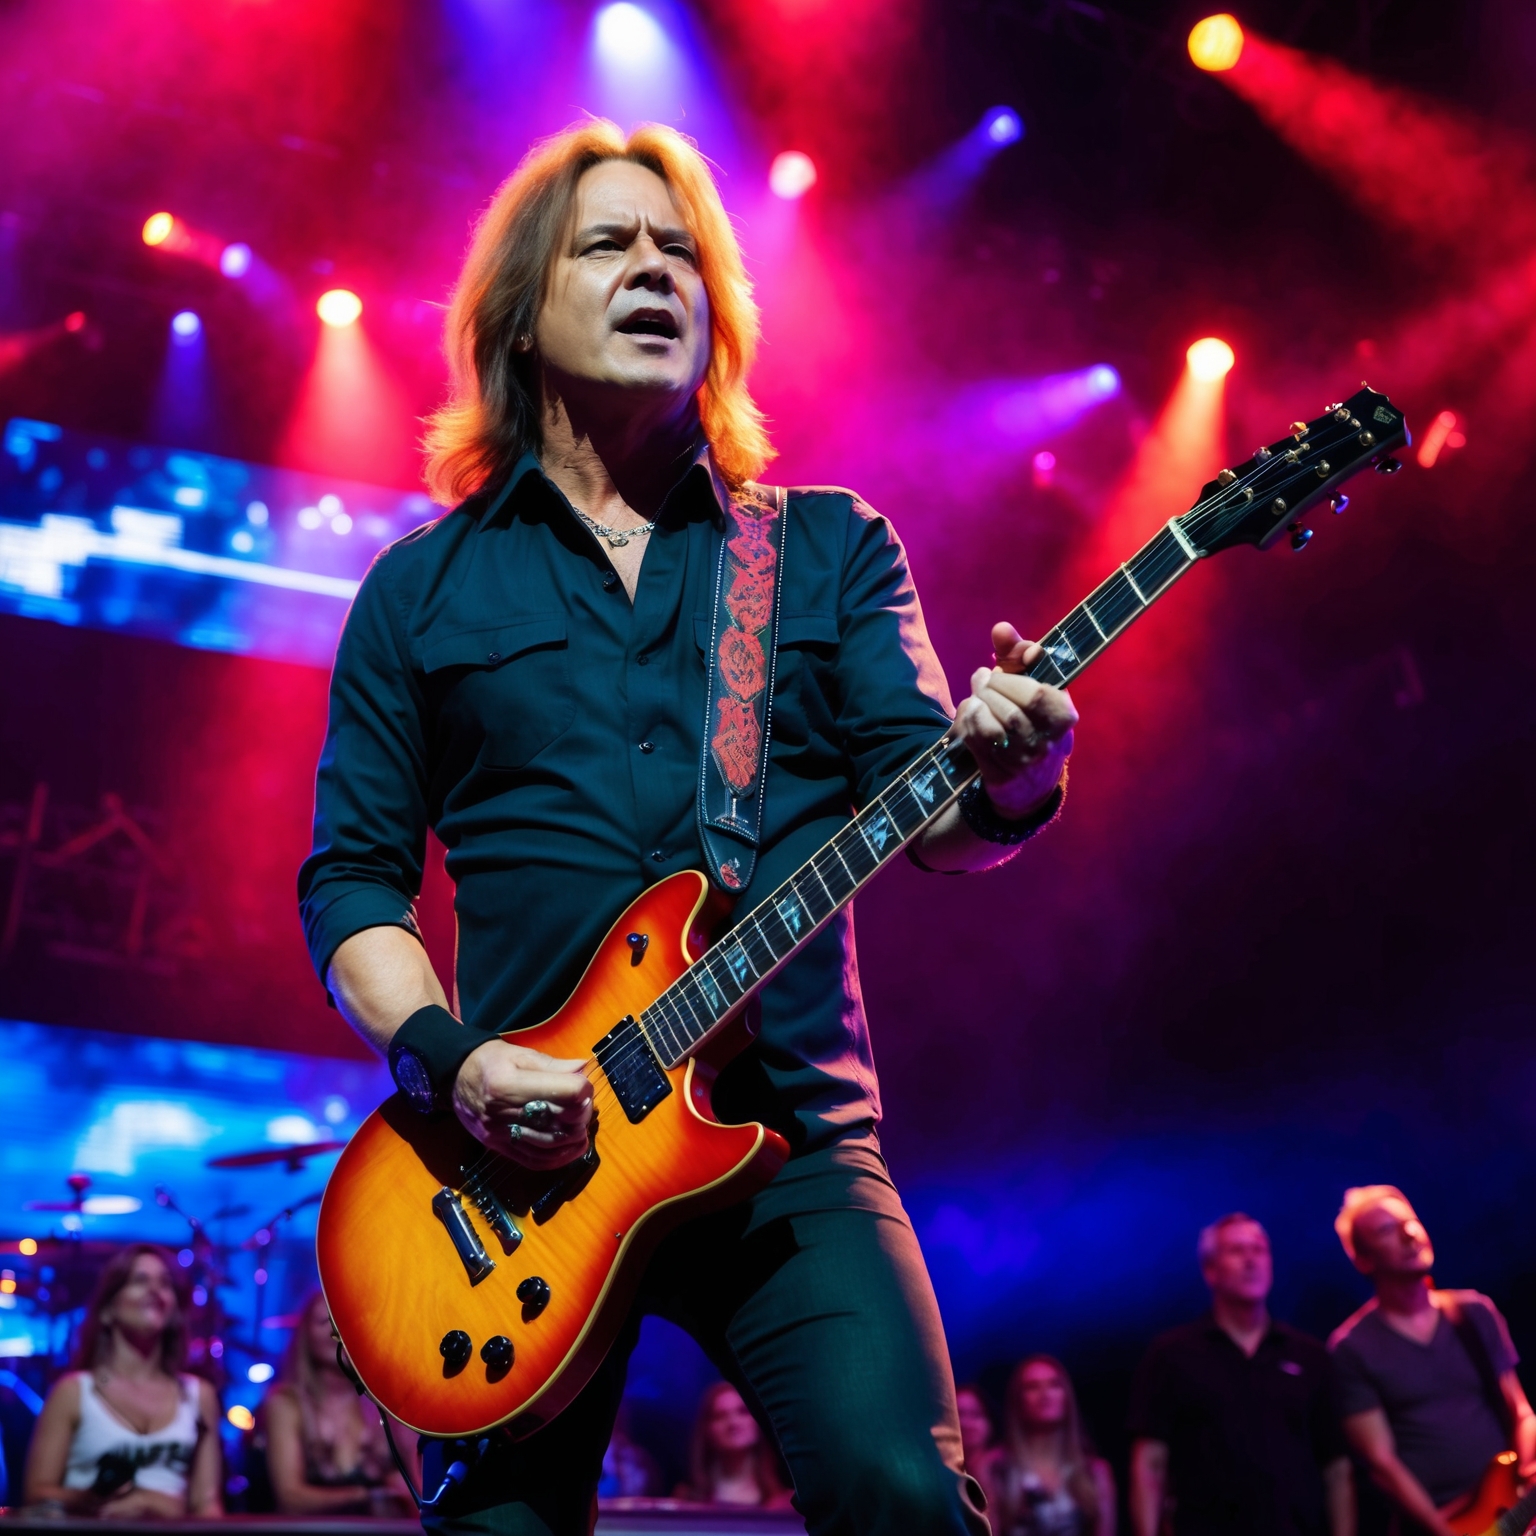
top-left (956, 1382), bottom-right (1003, 1515)
top-left (598, 1402), bottom-right (662, 1499)
top-left (994, 1355), bottom-right (1114, 1536)
top-left (672, 1381), bottom-right (791, 1507)
top-left (1129, 1213), bottom-right (1352, 1536)
top-left (22, 1243), bottom-right (222, 1519)
top-left (1329, 1185), bottom-right (1536, 1536)
top-left (261, 1289), bottom-right (414, 1516)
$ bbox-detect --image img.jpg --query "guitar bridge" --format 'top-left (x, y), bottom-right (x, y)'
top-left (431, 1187), bottom-right (494, 1286)
top-left (461, 1172), bottom-right (523, 1256)
top-left (593, 1015), bottom-right (672, 1124)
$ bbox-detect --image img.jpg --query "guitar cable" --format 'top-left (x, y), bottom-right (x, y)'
top-left (338, 1338), bottom-right (478, 1513)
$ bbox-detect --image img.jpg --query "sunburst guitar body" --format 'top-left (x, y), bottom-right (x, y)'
top-left (317, 869), bottom-right (788, 1440)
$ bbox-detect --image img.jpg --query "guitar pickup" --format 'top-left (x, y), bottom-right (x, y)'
top-left (531, 1144), bottom-right (600, 1226)
top-left (431, 1187), bottom-right (494, 1286)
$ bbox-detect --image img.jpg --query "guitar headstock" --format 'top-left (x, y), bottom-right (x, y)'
top-left (1178, 386), bottom-right (1410, 558)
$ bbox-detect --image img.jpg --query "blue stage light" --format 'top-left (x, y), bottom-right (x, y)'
top-left (595, 2), bottom-right (666, 68)
top-left (170, 310), bottom-right (202, 342)
top-left (983, 107), bottom-right (1024, 147)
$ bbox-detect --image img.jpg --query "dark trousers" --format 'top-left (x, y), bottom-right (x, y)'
top-left (421, 1143), bottom-right (989, 1536)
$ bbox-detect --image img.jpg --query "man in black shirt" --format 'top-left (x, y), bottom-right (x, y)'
top-left (1129, 1213), bottom-right (1353, 1536)
top-left (299, 121), bottom-right (1076, 1535)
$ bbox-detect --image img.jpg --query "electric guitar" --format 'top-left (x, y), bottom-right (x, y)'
top-left (1443, 1452), bottom-right (1536, 1536)
top-left (317, 386), bottom-right (1410, 1439)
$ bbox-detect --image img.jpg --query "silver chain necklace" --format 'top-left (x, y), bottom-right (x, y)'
top-left (572, 506), bottom-right (658, 549)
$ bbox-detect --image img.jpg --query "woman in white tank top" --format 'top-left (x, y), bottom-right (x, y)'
top-left (23, 1243), bottom-right (223, 1518)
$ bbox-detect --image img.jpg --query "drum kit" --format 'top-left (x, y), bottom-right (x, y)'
top-left (2, 1138), bottom-right (344, 1385)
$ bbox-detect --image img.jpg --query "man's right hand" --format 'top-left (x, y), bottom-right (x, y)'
top-left (452, 1036), bottom-right (595, 1169)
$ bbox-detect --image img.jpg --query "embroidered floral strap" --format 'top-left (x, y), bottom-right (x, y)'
top-left (697, 483), bottom-right (789, 894)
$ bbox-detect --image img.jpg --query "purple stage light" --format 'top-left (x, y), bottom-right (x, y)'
top-left (983, 107), bottom-right (1024, 146)
top-left (219, 242), bottom-right (252, 279)
top-left (170, 310), bottom-right (202, 341)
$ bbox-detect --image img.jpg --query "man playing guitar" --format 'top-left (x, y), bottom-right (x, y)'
top-left (1329, 1186), bottom-right (1536, 1536)
top-left (298, 119), bottom-right (1075, 1534)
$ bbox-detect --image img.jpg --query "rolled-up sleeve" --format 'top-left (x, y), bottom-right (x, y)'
top-left (832, 496), bottom-right (955, 807)
top-left (297, 552), bottom-right (429, 988)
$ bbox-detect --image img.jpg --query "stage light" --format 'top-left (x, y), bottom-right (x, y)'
top-left (317, 289), bottom-right (362, 328)
top-left (1186, 337), bottom-right (1235, 380)
top-left (247, 1362), bottom-right (275, 1384)
top-left (81, 1196), bottom-right (142, 1215)
top-left (595, 2), bottom-right (665, 67)
top-left (1189, 14), bottom-right (1244, 72)
top-left (1416, 409), bottom-right (1467, 468)
top-left (983, 107), bottom-right (1024, 146)
top-left (18, 1238), bottom-right (37, 1256)
top-left (142, 212), bottom-right (176, 247)
top-left (1086, 364), bottom-right (1121, 397)
top-left (220, 242), bottom-right (252, 279)
top-left (769, 151), bottom-right (818, 201)
top-left (170, 311), bottom-right (202, 342)
top-left (64, 311), bottom-right (86, 333)
top-left (227, 1406), bottom-right (256, 1432)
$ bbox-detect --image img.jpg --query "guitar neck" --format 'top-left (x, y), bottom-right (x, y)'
top-left (1495, 1485), bottom-right (1536, 1536)
top-left (638, 519), bottom-right (1201, 1068)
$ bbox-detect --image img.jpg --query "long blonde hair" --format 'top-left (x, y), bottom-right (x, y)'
top-left (424, 119), bottom-right (772, 505)
top-left (1001, 1354), bottom-right (1100, 1525)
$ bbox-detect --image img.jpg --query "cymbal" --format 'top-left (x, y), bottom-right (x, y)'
top-left (206, 1141), bottom-right (346, 1170)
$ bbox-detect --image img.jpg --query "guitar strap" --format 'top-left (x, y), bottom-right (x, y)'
top-left (697, 482), bottom-right (789, 894)
top-left (1442, 1295), bottom-right (1513, 1440)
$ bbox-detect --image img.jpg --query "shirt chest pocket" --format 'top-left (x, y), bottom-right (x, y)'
top-left (422, 615), bottom-right (575, 769)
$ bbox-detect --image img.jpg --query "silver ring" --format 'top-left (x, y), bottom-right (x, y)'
top-left (990, 734), bottom-right (1010, 755)
top-left (522, 1100), bottom-right (556, 1129)
top-left (508, 1123), bottom-right (524, 1142)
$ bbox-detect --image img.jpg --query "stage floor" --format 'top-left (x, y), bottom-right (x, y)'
top-left (0, 1502), bottom-right (805, 1534)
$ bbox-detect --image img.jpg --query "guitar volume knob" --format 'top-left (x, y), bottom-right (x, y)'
top-left (480, 1334), bottom-right (513, 1378)
top-left (517, 1276), bottom-right (552, 1319)
top-left (439, 1330), bottom-right (472, 1376)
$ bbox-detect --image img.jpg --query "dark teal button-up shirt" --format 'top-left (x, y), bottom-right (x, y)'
top-left (298, 450), bottom-right (954, 1154)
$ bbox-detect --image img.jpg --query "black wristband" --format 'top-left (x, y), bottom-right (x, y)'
top-left (388, 1004), bottom-right (481, 1116)
top-left (957, 772), bottom-right (1066, 847)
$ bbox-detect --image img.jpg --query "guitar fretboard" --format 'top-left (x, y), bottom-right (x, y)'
top-left (639, 520), bottom-right (1199, 1068)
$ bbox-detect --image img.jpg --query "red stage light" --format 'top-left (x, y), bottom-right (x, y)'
top-left (769, 151), bottom-right (818, 201)
top-left (142, 212), bottom-right (176, 247)
top-left (317, 289), bottom-right (363, 327)
top-left (1416, 409), bottom-right (1465, 468)
top-left (1188, 14), bottom-right (1244, 73)
top-left (1186, 337), bottom-right (1235, 381)
top-left (63, 311), bottom-right (86, 333)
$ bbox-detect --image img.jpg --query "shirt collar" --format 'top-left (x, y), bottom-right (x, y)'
top-left (475, 442), bottom-right (731, 529)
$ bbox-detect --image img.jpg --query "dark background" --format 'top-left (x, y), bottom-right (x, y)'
top-left (2, 0), bottom-right (1534, 1493)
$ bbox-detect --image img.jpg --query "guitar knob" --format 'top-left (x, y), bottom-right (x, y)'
top-left (439, 1330), bottom-right (472, 1375)
top-left (517, 1276), bottom-right (551, 1319)
top-left (1375, 455), bottom-right (1403, 474)
top-left (1330, 494), bottom-right (1349, 515)
top-left (1289, 526), bottom-right (1313, 551)
top-left (480, 1334), bottom-right (513, 1377)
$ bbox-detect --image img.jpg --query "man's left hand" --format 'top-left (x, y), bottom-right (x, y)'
top-left (953, 621), bottom-right (1077, 819)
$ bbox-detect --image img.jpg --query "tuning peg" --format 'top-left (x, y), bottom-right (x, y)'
top-left (1288, 522), bottom-right (1313, 551)
top-left (1330, 494), bottom-right (1349, 514)
top-left (1375, 456), bottom-right (1403, 475)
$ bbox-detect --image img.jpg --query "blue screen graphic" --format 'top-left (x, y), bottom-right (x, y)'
top-left (0, 420), bottom-right (437, 667)
top-left (0, 1016), bottom-right (391, 1395)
